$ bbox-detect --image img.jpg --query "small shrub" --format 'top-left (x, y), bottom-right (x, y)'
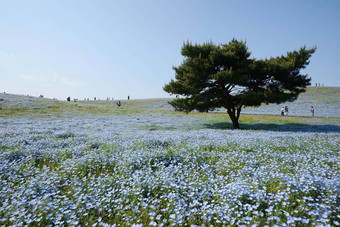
top-left (56, 132), bottom-right (75, 139)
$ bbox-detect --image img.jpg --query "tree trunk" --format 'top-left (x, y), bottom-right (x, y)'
top-left (224, 93), bottom-right (241, 129)
top-left (226, 108), bottom-right (240, 129)
top-left (227, 111), bottom-right (240, 129)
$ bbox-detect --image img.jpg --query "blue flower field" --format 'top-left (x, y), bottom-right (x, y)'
top-left (0, 89), bottom-right (339, 226)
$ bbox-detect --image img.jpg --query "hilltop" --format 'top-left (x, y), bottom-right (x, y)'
top-left (0, 87), bottom-right (339, 132)
top-left (1, 87), bottom-right (339, 117)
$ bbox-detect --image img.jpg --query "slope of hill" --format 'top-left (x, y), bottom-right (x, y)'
top-left (240, 87), bottom-right (340, 117)
top-left (0, 87), bottom-right (339, 117)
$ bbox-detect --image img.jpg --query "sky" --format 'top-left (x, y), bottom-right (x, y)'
top-left (0, 0), bottom-right (339, 100)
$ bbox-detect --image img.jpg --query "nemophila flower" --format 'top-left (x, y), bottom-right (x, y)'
top-left (0, 115), bottom-right (339, 226)
top-left (148, 221), bottom-right (157, 226)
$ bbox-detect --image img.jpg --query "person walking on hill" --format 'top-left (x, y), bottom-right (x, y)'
top-left (310, 106), bottom-right (314, 117)
top-left (284, 106), bottom-right (289, 116)
top-left (281, 107), bottom-right (285, 116)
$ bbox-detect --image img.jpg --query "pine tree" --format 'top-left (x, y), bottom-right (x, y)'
top-left (163, 39), bottom-right (316, 129)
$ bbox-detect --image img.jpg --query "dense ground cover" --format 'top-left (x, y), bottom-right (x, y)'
top-left (0, 89), bottom-right (339, 226)
top-left (223, 87), bottom-right (340, 117)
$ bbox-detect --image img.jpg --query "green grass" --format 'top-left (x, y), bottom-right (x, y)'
top-left (1, 91), bottom-right (339, 130)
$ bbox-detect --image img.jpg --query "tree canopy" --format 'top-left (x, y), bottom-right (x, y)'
top-left (163, 39), bottom-right (316, 129)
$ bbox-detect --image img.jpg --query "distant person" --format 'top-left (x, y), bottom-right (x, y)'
top-left (310, 106), bottom-right (314, 117)
top-left (285, 106), bottom-right (289, 116)
top-left (281, 107), bottom-right (285, 116)
top-left (67, 97), bottom-right (71, 102)
top-left (117, 100), bottom-right (121, 107)
top-left (128, 95), bottom-right (130, 100)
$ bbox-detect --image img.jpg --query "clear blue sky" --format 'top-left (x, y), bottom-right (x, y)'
top-left (1, 0), bottom-right (339, 100)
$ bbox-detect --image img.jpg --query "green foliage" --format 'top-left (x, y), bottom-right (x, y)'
top-left (0, 142), bottom-right (8, 152)
top-left (164, 39), bottom-right (316, 128)
top-left (56, 132), bottom-right (75, 139)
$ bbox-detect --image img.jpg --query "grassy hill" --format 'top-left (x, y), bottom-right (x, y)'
top-left (0, 87), bottom-right (339, 131)
top-left (241, 87), bottom-right (340, 117)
